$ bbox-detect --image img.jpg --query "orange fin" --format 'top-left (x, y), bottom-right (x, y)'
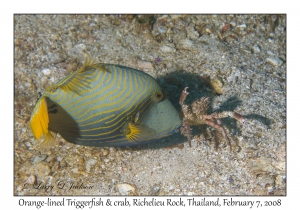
top-left (30, 97), bottom-right (49, 141)
top-left (30, 97), bottom-right (57, 149)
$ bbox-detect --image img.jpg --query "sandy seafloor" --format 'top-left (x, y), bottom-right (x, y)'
top-left (14, 14), bottom-right (286, 196)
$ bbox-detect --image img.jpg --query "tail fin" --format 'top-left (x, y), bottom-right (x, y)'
top-left (40, 131), bottom-right (57, 149)
top-left (30, 97), bottom-right (56, 149)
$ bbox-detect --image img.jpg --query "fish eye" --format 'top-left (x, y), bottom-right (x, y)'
top-left (154, 91), bottom-right (163, 101)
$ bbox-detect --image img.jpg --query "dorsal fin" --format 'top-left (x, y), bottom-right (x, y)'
top-left (47, 57), bottom-right (110, 95)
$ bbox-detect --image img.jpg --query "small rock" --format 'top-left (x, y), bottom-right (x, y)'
top-left (86, 159), bottom-right (97, 172)
top-left (266, 57), bottom-right (283, 67)
top-left (267, 185), bottom-right (275, 194)
top-left (68, 43), bottom-right (86, 57)
top-left (34, 163), bottom-right (51, 179)
top-left (206, 28), bottom-right (213, 34)
top-left (223, 33), bottom-right (237, 44)
top-left (116, 183), bottom-right (136, 195)
top-left (240, 46), bottom-right (251, 54)
top-left (249, 157), bottom-right (274, 174)
top-left (160, 45), bottom-right (176, 53)
top-left (210, 77), bottom-right (223, 94)
top-left (222, 23), bottom-right (230, 32)
top-left (267, 50), bottom-right (275, 56)
top-left (237, 24), bottom-right (246, 28)
top-left (46, 155), bottom-right (56, 162)
top-left (60, 159), bottom-right (67, 168)
top-left (168, 186), bottom-right (174, 191)
top-left (33, 155), bottom-right (47, 164)
top-left (93, 151), bottom-right (102, 157)
top-left (24, 82), bottom-right (32, 88)
top-left (156, 15), bottom-right (169, 21)
top-left (186, 24), bottom-right (199, 40)
top-left (170, 15), bottom-right (184, 20)
top-left (24, 142), bottom-right (34, 150)
top-left (102, 149), bottom-right (109, 156)
top-left (252, 45), bottom-right (261, 53)
top-left (116, 30), bottom-right (122, 38)
top-left (137, 60), bottom-right (153, 70)
top-left (274, 174), bottom-right (285, 188)
top-left (86, 159), bottom-right (97, 165)
top-left (51, 162), bottom-right (60, 171)
top-left (157, 26), bottom-right (167, 34)
top-left (177, 39), bottom-right (193, 50)
top-left (71, 167), bottom-right (79, 173)
top-left (16, 184), bottom-right (24, 192)
top-left (56, 156), bottom-right (63, 162)
top-left (149, 185), bottom-right (160, 195)
top-left (279, 54), bottom-right (286, 62)
top-left (229, 22), bottom-right (236, 27)
top-left (65, 39), bottom-right (73, 49)
top-left (50, 53), bottom-right (66, 64)
top-left (273, 161), bottom-right (285, 172)
top-left (276, 142), bottom-right (286, 162)
top-left (74, 43), bottom-right (86, 51)
top-left (25, 175), bottom-right (36, 185)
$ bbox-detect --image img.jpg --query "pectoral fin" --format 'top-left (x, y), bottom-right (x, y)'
top-left (125, 122), bottom-right (156, 143)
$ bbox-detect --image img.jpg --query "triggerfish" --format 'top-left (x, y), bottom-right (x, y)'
top-left (30, 58), bottom-right (182, 148)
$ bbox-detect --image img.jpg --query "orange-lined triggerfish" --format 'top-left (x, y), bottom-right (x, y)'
top-left (30, 58), bottom-right (182, 148)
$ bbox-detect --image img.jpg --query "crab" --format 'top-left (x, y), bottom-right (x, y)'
top-left (179, 87), bottom-right (245, 152)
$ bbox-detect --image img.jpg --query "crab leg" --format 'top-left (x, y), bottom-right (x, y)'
top-left (204, 111), bottom-right (245, 124)
top-left (180, 120), bottom-right (192, 147)
top-left (204, 119), bottom-right (232, 152)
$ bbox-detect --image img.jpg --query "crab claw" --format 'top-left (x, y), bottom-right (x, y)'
top-left (179, 87), bottom-right (189, 106)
